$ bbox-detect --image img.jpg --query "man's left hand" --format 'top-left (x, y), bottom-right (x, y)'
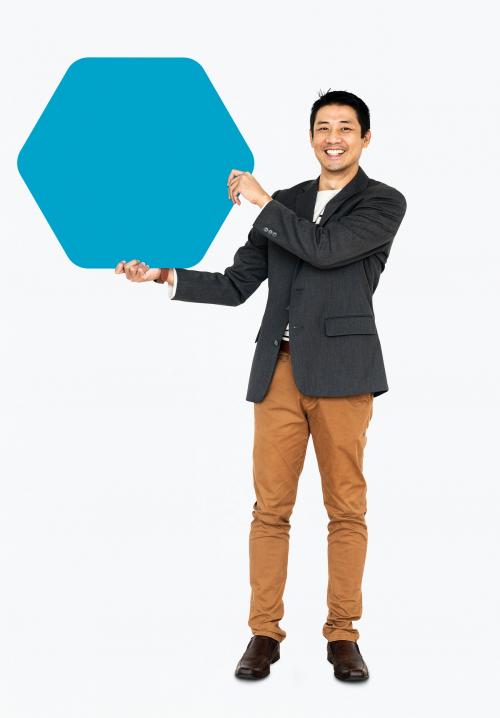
top-left (227, 170), bottom-right (272, 208)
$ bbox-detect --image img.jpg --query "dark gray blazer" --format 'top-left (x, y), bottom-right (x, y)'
top-left (171, 165), bottom-right (407, 403)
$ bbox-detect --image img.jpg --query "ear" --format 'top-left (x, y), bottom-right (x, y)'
top-left (363, 129), bottom-right (372, 147)
top-left (309, 129), bottom-right (313, 146)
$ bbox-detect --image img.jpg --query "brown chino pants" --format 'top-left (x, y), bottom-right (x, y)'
top-left (248, 340), bottom-right (374, 643)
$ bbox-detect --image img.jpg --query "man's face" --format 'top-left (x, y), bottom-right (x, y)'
top-left (309, 104), bottom-right (371, 174)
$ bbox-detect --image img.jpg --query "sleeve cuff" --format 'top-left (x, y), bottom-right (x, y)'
top-left (167, 268), bottom-right (177, 298)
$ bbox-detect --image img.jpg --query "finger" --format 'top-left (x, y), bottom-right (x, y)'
top-left (125, 260), bottom-right (140, 280)
top-left (125, 259), bottom-right (140, 271)
top-left (127, 259), bottom-right (148, 281)
top-left (227, 169), bottom-right (244, 187)
top-left (133, 262), bottom-right (147, 280)
top-left (114, 260), bottom-right (127, 274)
top-left (232, 174), bottom-right (245, 204)
top-left (227, 169), bottom-right (239, 186)
top-left (229, 176), bottom-right (240, 204)
top-left (232, 185), bottom-right (241, 205)
top-left (228, 175), bottom-right (235, 201)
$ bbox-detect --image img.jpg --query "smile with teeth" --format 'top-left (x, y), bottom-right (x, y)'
top-left (325, 148), bottom-right (345, 156)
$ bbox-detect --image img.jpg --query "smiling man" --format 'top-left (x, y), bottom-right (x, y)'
top-left (116, 90), bottom-right (407, 682)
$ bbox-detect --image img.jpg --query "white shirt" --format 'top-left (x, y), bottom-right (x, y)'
top-left (166, 189), bottom-right (341, 341)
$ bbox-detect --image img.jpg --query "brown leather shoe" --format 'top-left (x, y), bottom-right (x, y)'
top-left (327, 640), bottom-right (369, 681)
top-left (235, 635), bottom-right (280, 680)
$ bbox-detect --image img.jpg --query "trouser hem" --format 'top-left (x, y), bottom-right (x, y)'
top-left (323, 629), bottom-right (360, 642)
top-left (251, 630), bottom-right (285, 643)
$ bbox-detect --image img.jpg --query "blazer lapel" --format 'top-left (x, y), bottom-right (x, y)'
top-left (320, 165), bottom-right (369, 225)
top-left (294, 165), bottom-right (370, 226)
top-left (295, 177), bottom-right (318, 221)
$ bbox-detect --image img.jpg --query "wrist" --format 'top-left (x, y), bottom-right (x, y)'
top-left (258, 193), bottom-right (273, 209)
top-left (154, 268), bottom-right (171, 284)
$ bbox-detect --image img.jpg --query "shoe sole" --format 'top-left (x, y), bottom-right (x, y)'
top-left (327, 653), bottom-right (369, 681)
top-left (234, 651), bottom-right (280, 680)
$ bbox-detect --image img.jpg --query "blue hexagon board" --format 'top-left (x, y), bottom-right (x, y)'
top-left (17, 57), bottom-right (254, 268)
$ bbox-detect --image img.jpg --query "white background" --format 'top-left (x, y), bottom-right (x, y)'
top-left (1, 1), bottom-right (499, 716)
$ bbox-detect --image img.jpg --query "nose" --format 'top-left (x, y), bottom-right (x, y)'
top-left (325, 128), bottom-right (344, 141)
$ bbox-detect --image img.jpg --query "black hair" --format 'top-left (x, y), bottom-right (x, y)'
top-left (310, 90), bottom-right (370, 138)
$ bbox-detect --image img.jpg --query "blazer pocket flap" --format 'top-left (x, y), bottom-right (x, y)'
top-left (325, 314), bottom-right (377, 336)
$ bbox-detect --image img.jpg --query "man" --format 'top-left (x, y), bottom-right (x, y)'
top-left (115, 90), bottom-right (407, 682)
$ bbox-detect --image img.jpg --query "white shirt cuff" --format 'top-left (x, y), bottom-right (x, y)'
top-left (167, 268), bottom-right (177, 298)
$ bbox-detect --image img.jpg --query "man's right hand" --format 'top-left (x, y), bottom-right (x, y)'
top-left (115, 259), bottom-right (165, 283)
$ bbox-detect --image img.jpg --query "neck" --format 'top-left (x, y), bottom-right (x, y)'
top-left (318, 163), bottom-right (359, 191)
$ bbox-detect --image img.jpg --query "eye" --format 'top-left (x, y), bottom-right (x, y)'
top-left (342, 127), bottom-right (352, 131)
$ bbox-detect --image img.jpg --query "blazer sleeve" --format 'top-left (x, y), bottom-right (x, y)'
top-left (171, 192), bottom-right (279, 306)
top-left (252, 189), bottom-right (407, 269)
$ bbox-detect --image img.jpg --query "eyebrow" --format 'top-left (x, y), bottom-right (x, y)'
top-left (316, 120), bottom-right (354, 125)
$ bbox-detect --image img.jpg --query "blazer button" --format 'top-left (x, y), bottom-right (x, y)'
top-left (263, 227), bottom-right (269, 232)
top-left (274, 339), bottom-right (279, 346)
top-left (272, 231), bottom-right (277, 237)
